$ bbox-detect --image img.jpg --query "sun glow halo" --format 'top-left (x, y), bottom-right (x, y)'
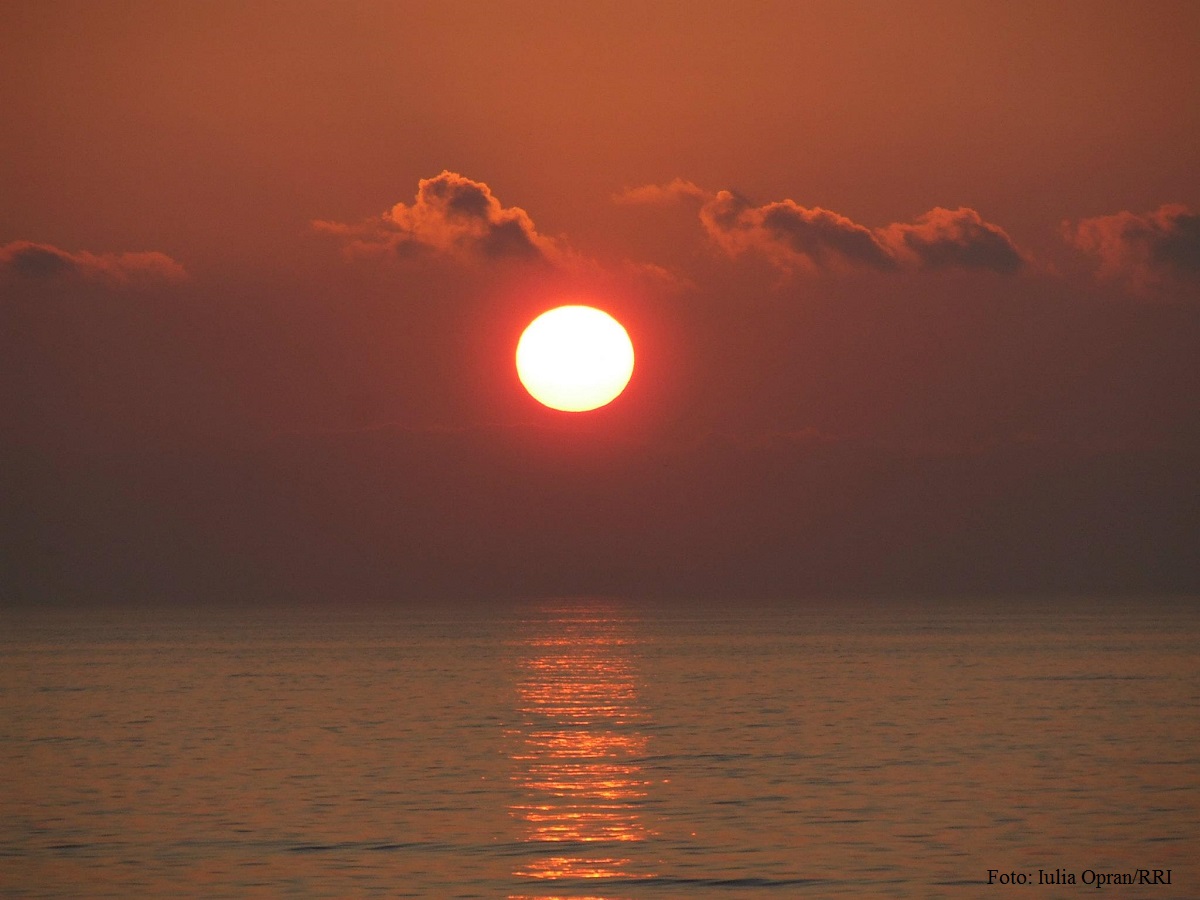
top-left (516, 305), bottom-right (634, 412)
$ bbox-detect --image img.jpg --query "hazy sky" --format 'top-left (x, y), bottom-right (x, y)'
top-left (3, 1), bottom-right (1199, 603)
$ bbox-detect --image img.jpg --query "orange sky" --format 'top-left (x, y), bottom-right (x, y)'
top-left (3, 1), bottom-right (1199, 602)
top-left (4, 2), bottom-right (1198, 267)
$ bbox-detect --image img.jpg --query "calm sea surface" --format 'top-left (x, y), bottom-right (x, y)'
top-left (2, 597), bottom-right (1198, 898)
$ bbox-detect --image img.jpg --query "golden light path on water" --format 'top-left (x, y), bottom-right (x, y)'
top-left (509, 602), bottom-right (654, 898)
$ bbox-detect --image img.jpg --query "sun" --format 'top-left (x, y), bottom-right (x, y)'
top-left (516, 305), bottom-right (635, 412)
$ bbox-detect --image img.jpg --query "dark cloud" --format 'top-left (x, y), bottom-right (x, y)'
top-left (882, 207), bottom-right (1024, 274)
top-left (3, 243), bottom-right (76, 278)
top-left (623, 181), bottom-right (1025, 276)
top-left (757, 199), bottom-right (898, 271)
top-left (1067, 204), bottom-right (1200, 293)
top-left (313, 170), bottom-right (558, 265)
top-left (478, 216), bottom-right (543, 260)
top-left (699, 190), bottom-right (886, 273)
top-left (0, 241), bottom-right (186, 286)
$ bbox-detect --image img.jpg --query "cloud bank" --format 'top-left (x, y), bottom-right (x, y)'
top-left (314, 170), bottom-right (559, 265)
top-left (1067, 204), bottom-right (1200, 293)
top-left (622, 182), bottom-right (1025, 275)
top-left (0, 241), bottom-right (186, 286)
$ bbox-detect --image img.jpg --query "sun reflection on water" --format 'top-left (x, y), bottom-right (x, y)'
top-left (509, 602), bottom-right (654, 897)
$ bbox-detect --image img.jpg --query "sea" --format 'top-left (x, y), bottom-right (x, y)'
top-left (2, 596), bottom-right (1197, 898)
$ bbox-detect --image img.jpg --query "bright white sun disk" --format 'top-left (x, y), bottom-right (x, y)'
top-left (516, 305), bottom-right (634, 412)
